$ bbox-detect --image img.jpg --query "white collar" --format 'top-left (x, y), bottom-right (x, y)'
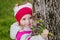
top-left (11, 22), bottom-right (32, 32)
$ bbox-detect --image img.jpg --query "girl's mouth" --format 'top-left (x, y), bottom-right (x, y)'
top-left (25, 24), bottom-right (31, 27)
top-left (27, 24), bottom-right (31, 26)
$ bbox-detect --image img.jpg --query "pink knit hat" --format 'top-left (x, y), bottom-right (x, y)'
top-left (14, 3), bottom-right (32, 24)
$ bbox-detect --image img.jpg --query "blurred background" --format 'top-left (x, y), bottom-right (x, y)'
top-left (0, 0), bottom-right (32, 40)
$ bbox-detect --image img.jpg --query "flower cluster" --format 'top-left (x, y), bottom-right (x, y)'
top-left (31, 18), bottom-right (54, 36)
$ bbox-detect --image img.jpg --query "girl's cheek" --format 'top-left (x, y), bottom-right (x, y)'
top-left (30, 20), bottom-right (33, 25)
top-left (31, 19), bottom-right (34, 23)
top-left (20, 20), bottom-right (25, 26)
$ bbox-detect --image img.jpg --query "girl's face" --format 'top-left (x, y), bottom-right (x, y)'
top-left (20, 14), bottom-right (33, 28)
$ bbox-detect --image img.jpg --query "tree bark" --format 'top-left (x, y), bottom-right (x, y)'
top-left (33, 0), bottom-right (60, 40)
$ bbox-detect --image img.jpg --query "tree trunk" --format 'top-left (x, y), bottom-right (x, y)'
top-left (33, 0), bottom-right (60, 40)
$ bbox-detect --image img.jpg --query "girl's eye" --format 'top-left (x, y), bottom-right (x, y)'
top-left (29, 17), bottom-right (32, 19)
top-left (23, 18), bottom-right (26, 20)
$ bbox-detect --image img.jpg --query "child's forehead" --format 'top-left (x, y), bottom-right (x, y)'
top-left (22, 14), bottom-right (32, 18)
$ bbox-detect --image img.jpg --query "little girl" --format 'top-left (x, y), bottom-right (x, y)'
top-left (10, 3), bottom-right (49, 40)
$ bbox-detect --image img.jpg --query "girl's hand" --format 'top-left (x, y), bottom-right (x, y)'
top-left (41, 29), bottom-right (49, 38)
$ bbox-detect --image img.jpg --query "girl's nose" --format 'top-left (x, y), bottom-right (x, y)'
top-left (26, 19), bottom-right (30, 24)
